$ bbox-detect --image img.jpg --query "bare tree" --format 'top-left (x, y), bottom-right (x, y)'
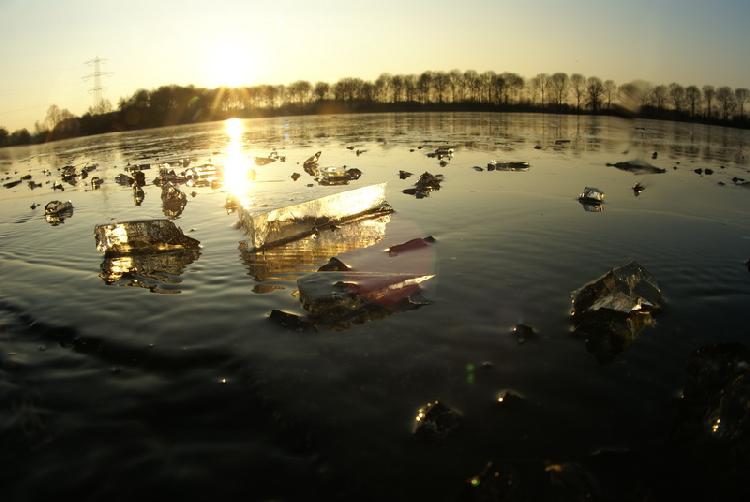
top-left (618, 81), bottom-right (652, 110)
top-left (404, 75), bottom-right (418, 102)
top-left (586, 77), bottom-right (604, 111)
top-left (570, 73), bottom-right (585, 111)
top-left (288, 81), bottom-right (311, 104)
top-left (527, 76), bottom-right (541, 104)
top-left (651, 85), bottom-right (668, 111)
top-left (448, 70), bottom-right (463, 103)
top-left (716, 86), bottom-right (736, 119)
top-left (685, 86), bottom-right (701, 117)
top-left (314, 81), bottom-right (330, 101)
top-left (491, 73), bottom-right (506, 105)
top-left (702, 85), bottom-right (716, 118)
top-left (434, 72), bottom-right (450, 103)
top-left (463, 70), bottom-right (479, 102)
top-left (391, 75), bottom-right (405, 103)
top-left (374, 74), bottom-right (392, 103)
top-left (535, 73), bottom-right (549, 105)
top-left (550, 73), bottom-right (570, 107)
top-left (668, 83), bottom-right (685, 112)
top-left (603, 80), bottom-right (617, 109)
top-left (479, 71), bottom-right (495, 103)
top-left (418, 72), bottom-right (433, 103)
top-left (735, 88), bottom-right (749, 118)
top-left (504, 73), bottom-right (525, 104)
top-left (44, 104), bottom-right (62, 130)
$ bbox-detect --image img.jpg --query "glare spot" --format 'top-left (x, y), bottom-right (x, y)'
top-left (222, 119), bottom-right (254, 207)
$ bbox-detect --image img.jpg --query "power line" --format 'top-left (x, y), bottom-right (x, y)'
top-left (83, 56), bottom-right (113, 110)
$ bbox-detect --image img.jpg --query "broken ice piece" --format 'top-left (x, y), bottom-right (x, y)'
top-left (297, 271), bottom-right (433, 328)
top-left (240, 214), bottom-right (389, 281)
top-left (606, 160), bottom-right (666, 175)
top-left (571, 261), bottom-right (663, 317)
top-left (495, 389), bottom-right (524, 407)
top-left (511, 324), bottom-right (536, 344)
top-left (115, 174), bottom-right (134, 186)
top-left (578, 187), bottom-right (605, 205)
top-left (161, 183), bottom-right (187, 219)
top-left (133, 186), bottom-right (145, 206)
top-left (403, 172), bottom-right (443, 198)
top-left (318, 257), bottom-right (350, 272)
top-left (487, 161), bottom-right (530, 171)
top-left (44, 200), bottom-right (74, 225)
top-left (413, 400), bottom-right (462, 440)
top-left (268, 309), bottom-right (315, 331)
top-left (238, 183), bottom-right (392, 251)
top-left (94, 220), bottom-right (200, 255)
top-left (303, 151), bottom-right (321, 172)
top-left (45, 200), bottom-right (73, 215)
top-left (387, 236), bottom-right (436, 256)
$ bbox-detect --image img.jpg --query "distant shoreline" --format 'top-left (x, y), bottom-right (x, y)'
top-left (2, 101), bottom-right (749, 149)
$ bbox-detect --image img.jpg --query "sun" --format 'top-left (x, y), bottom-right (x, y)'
top-left (208, 44), bottom-right (251, 88)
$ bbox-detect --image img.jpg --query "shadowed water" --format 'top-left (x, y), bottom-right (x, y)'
top-left (1, 113), bottom-right (749, 500)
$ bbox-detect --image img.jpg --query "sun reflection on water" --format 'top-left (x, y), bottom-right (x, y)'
top-left (222, 118), bottom-right (254, 207)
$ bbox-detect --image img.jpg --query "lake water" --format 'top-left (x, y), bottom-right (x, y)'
top-left (1, 112), bottom-right (749, 500)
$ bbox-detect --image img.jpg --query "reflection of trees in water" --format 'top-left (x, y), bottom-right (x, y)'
top-left (99, 249), bottom-right (200, 294)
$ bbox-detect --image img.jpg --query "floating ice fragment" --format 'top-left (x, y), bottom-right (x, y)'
top-left (238, 183), bottom-right (391, 251)
top-left (578, 187), bottom-right (605, 206)
top-left (606, 160), bottom-right (666, 175)
top-left (413, 400), bottom-right (461, 440)
top-left (44, 200), bottom-right (74, 225)
top-left (94, 220), bottom-right (200, 254)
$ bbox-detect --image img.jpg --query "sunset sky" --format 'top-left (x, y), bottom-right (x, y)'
top-left (1, 0), bottom-right (748, 130)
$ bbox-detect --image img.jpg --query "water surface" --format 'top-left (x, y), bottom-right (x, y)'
top-left (1, 113), bottom-right (749, 500)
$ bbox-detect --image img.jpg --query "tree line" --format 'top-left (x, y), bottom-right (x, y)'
top-left (1, 70), bottom-right (749, 147)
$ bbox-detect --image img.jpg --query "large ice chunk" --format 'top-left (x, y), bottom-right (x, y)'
top-left (240, 213), bottom-right (390, 280)
top-left (570, 261), bottom-right (664, 363)
top-left (571, 261), bottom-right (664, 317)
top-left (296, 271), bottom-right (433, 329)
top-left (94, 220), bottom-right (200, 254)
top-left (238, 183), bottom-right (391, 251)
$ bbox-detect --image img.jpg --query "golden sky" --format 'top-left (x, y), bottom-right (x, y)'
top-left (1, 0), bottom-right (749, 130)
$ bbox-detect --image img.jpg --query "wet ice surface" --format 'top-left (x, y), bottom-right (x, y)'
top-left (1, 113), bottom-right (750, 500)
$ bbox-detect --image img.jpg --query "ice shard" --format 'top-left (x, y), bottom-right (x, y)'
top-left (238, 183), bottom-right (392, 251)
top-left (94, 220), bottom-right (200, 255)
top-left (240, 213), bottom-right (389, 280)
top-left (296, 271), bottom-right (433, 329)
top-left (578, 187), bottom-right (605, 210)
top-left (44, 200), bottom-right (74, 225)
top-left (161, 183), bottom-right (187, 219)
top-left (570, 261), bottom-right (664, 363)
top-left (487, 161), bottom-right (530, 171)
top-left (571, 261), bottom-right (664, 317)
top-left (402, 172), bottom-right (443, 199)
top-left (606, 160), bottom-right (666, 175)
